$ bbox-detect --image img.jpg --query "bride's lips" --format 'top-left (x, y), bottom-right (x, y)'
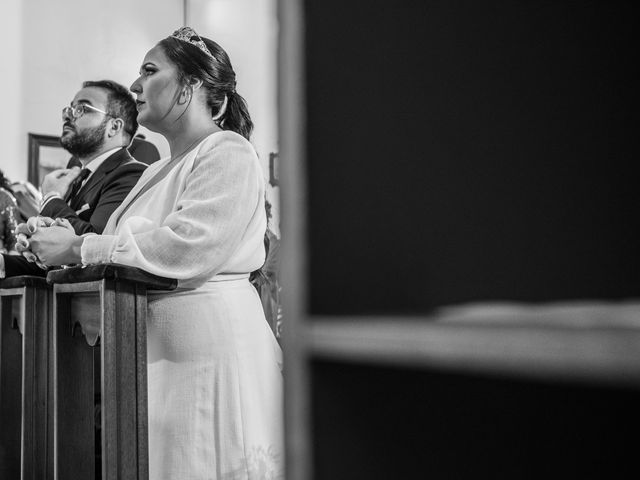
top-left (136, 100), bottom-right (146, 110)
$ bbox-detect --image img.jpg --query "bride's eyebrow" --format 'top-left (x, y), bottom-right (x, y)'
top-left (139, 62), bottom-right (157, 73)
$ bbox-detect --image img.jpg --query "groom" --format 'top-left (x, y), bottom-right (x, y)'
top-left (0, 80), bottom-right (146, 278)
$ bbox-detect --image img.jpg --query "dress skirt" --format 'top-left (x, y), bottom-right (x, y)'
top-left (146, 275), bottom-right (283, 480)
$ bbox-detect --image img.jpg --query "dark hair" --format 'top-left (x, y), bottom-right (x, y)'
top-left (82, 80), bottom-right (139, 143)
top-left (157, 35), bottom-right (254, 140)
top-left (0, 170), bottom-right (12, 193)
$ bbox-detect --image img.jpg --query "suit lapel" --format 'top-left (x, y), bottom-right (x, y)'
top-left (69, 148), bottom-right (133, 210)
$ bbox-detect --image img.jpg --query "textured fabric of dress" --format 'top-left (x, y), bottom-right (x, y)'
top-left (81, 131), bottom-right (283, 479)
top-left (0, 188), bottom-right (19, 254)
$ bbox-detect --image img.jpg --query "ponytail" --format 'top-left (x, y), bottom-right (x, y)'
top-left (219, 91), bottom-right (254, 141)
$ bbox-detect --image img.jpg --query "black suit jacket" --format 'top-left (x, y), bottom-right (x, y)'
top-left (2, 148), bottom-right (146, 277)
top-left (42, 148), bottom-right (146, 235)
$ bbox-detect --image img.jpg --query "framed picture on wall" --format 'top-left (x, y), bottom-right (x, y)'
top-left (28, 133), bottom-right (68, 187)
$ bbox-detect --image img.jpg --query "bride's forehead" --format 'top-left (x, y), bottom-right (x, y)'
top-left (142, 45), bottom-right (170, 64)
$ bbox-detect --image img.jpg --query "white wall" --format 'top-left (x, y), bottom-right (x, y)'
top-left (187, 0), bottom-right (280, 235)
top-left (0, 0), bottom-right (25, 182)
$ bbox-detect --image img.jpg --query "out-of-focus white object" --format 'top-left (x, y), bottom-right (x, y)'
top-left (10, 181), bottom-right (41, 220)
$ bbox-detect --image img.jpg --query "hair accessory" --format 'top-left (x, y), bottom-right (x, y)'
top-left (212, 95), bottom-right (229, 122)
top-left (171, 27), bottom-right (214, 58)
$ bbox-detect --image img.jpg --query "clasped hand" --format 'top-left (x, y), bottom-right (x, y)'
top-left (41, 166), bottom-right (82, 196)
top-left (15, 216), bottom-right (80, 267)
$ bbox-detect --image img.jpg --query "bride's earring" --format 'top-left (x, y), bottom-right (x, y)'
top-left (180, 87), bottom-right (192, 105)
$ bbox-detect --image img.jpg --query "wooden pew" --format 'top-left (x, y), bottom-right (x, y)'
top-left (0, 275), bottom-right (51, 480)
top-left (47, 264), bottom-right (176, 480)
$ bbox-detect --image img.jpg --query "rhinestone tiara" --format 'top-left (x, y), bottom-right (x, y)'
top-left (170, 27), bottom-right (213, 58)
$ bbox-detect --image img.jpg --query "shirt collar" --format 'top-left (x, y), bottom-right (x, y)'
top-left (82, 147), bottom-right (122, 180)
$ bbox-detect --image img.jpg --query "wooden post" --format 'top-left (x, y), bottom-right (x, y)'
top-left (47, 264), bottom-right (176, 480)
top-left (0, 275), bottom-right (52, 480)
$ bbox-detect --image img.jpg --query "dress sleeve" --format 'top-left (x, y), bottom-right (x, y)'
top-left (81, 138), bottom-right (264, 281)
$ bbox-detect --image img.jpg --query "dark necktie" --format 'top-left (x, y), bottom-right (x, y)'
top-left (64, 168), bottom-right (91, 203)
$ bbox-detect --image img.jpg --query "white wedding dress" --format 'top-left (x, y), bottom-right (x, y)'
top-left (81, 131), bottom-right (283, 479)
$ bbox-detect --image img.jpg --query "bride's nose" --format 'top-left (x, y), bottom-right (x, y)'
top-left (130, 78), bottom-right (142, 94)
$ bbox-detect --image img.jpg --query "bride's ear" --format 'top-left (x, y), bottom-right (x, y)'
top-left (187, 76), bottom-right (204, 91)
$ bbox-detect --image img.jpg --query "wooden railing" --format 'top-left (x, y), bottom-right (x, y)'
top-left (0, 275), bottom-right (51, 480)
top-left (0, 264), bottom-right (176, 480)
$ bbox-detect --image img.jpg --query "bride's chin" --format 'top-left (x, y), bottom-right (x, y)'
top-left (138, 119), bottom-right (162, 134)
top-left (136, 114), bottom-right (153, 129)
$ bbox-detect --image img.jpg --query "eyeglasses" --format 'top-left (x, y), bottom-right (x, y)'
top-left (61, 103), bottom-right (113, 120)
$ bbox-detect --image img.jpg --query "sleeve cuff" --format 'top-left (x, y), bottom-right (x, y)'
top-left (40, 192), bottom-right (63, 210)
top-left (80, 233), bottom-right (117, 265)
